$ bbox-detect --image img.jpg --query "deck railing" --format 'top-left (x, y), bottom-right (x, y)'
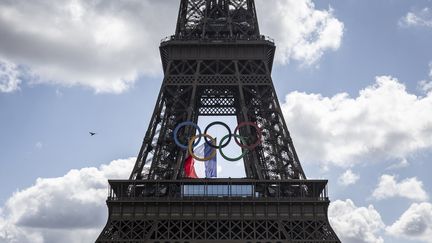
top-left (107, 179), bottom-right (329, 201)
top-left (161, 35), bottom-right (275, 44)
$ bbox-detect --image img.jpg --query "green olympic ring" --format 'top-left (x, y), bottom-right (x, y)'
top-left (219, 134), bottom-right (248, 162)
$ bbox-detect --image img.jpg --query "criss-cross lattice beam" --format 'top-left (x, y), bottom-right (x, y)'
top-left (97, 219), bottom-right (340, 242)
top-left (176, 0), bottom-right (260, 39)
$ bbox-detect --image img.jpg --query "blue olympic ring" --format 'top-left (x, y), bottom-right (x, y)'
top-left (173, 121), bottom-right (202, 150)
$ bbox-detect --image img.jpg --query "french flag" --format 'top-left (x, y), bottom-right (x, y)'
top-left (184, 142), bottom-right (217, 178)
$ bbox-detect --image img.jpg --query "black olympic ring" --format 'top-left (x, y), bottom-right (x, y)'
top-left (204, 121), bottom-right (232, 149)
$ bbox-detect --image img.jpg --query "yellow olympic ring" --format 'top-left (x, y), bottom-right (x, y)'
top-left (188, 134), bottom-right (217, 162)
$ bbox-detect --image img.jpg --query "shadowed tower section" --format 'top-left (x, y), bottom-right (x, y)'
top-left (96, 0), bottom-right (341, 242)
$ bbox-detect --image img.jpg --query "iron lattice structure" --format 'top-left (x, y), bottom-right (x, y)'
top-left (97, 0), bottom-right (340, 242)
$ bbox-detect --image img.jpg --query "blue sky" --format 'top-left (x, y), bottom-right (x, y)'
top-left (1, 0), bottom-right (432, 242)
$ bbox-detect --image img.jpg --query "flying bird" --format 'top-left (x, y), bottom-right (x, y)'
top-left (89, 132), bottom-right (97, 136)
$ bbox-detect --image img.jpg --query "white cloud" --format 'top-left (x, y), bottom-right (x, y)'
top-left (282, 76), bottom-right (432, 167)
top-left (0, 58), bottom-right (21, 93)
top-left (257, 0), bottom-right (344, 65)
top-left (400, 7), bottom-right (432, 28)
top-left (0, 216), bottom-right (43, 243)
top-left (329, 199), bottom-right (385, 243)
top-left (387, 202), bottom-right (432, 242)
top-left (338, 169), bottom-right (360, 186)
top-left (420, 80), bottom-right (432, 94)
top-left (419, 63), bottom-right (432, 94)
top-left (372, 175), bottom-right (428, 202)
top-left (0, 0), bottom-right (178, 94)
top-left (0, 157), bottom-right (135, 243)
top-left (55, 89), bottom-right (63, 97)
top-left (386, 158), bottom-right (410, 170)
top-left (0, 0), bottom-right (344, 94)
top-left (35, 142), bottom-right (43, 150)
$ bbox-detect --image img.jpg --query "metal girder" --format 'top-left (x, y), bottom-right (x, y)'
top-left (98, 219), bottom-right (340, 242)
top-left (176, 0), bottom-right (260, 39)
top-left (129, 55), bottom-right (306, 180)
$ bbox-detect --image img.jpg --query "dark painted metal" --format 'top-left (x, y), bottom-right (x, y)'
top-left (97, 1), bottom-right (340, 242)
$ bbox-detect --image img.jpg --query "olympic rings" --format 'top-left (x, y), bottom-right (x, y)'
top-left (204, 121), bottom-right (232, 149)
top-left (173, 121), bottom-right (263, 161)
top-left (219, 134), bottom-right (248, 162)
top-left (234, 122), bottom-right (262, 150)
top-left (173, 121), bottom-right (202, 150)
top-left (188, 134), bottom-right (217, 161)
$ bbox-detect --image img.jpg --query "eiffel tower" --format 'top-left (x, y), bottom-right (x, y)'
top-left (96, 0), bottom-right (340, 242)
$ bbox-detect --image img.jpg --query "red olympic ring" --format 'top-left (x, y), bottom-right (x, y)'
top-left (233, 122), bottom-right (263, 150)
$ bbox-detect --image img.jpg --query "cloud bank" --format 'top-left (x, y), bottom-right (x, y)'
top-left (0, 0), bottom-right (344, 93)
top-left (372, 175), bottom-right (428, 202)
top-left (282, 76), bottom-right (432, 167)
top-left (400, 7), bottom-right (432, 28)
top-left (329, 199), bottom-right (385, 243)
top-left (0, 0), bottom-right (177, 93)
top-left (419, 63), bottom-right (432, 94)
top-left (387, 202), bottom-right (432, 242)
top-left (338, 169), bottom-right (360, 186)
top-left (0, 58), bottom-right (21, 93)
top-left (257, 0), bottom-right (344, 65)
top-left (0, 158), bottom-right (135, 243)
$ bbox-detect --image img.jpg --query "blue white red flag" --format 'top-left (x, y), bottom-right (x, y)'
top-left (184, 142), bottom-right (217, 178)
top-left (204, 142), bottom-right (217, 178)
top-left (184, 154), bottom-right (198, 178)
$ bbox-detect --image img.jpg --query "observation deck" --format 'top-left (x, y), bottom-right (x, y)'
top-left (99, 179), bottom-right (337, 242)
